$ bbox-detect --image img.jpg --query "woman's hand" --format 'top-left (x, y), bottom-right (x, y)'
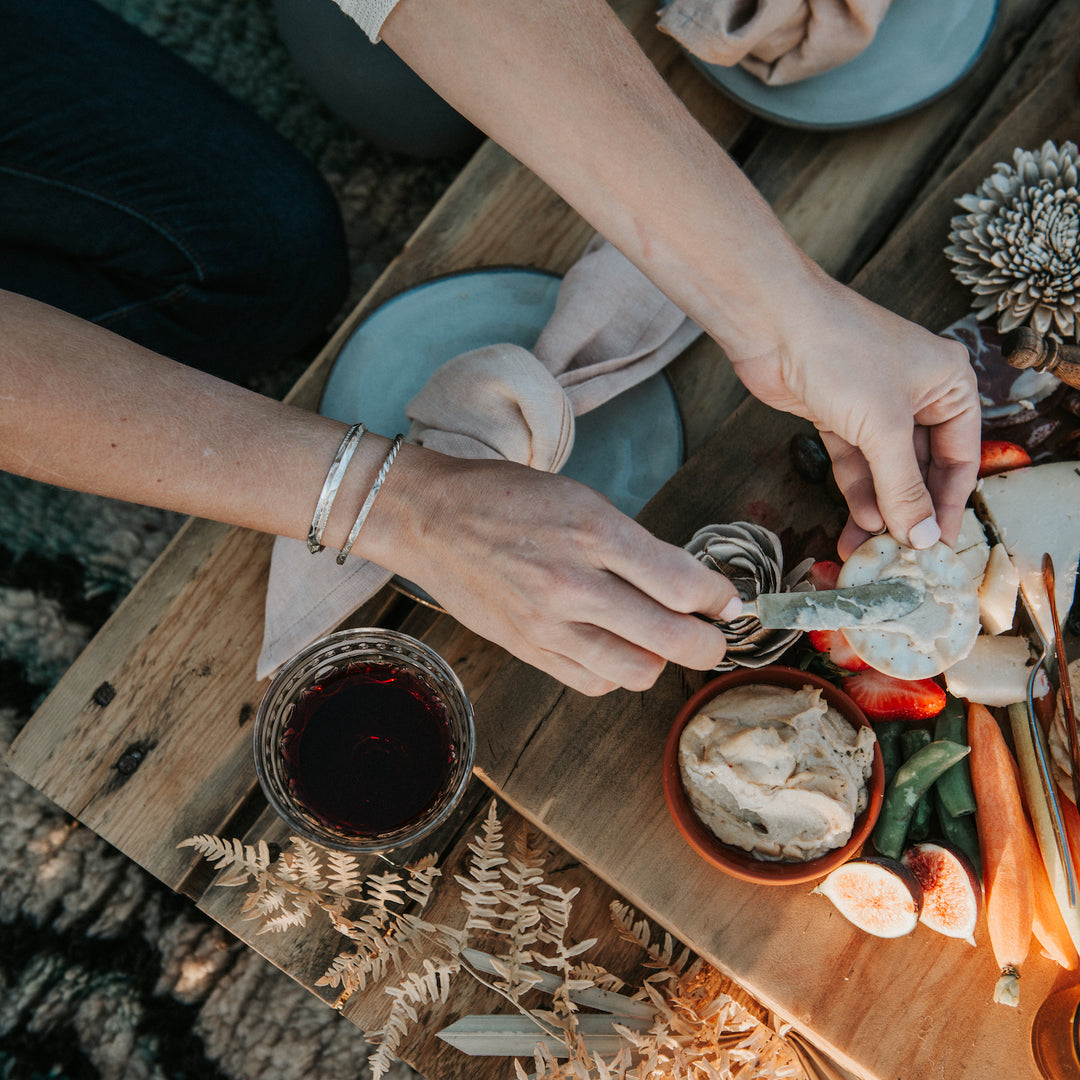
top-left (362, 450), bottom-right (740, 696)
top-left (728, 273), bottom-right (981, 560)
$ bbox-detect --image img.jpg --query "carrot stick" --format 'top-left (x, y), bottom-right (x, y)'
top-left (1005, 703), bottom-right (1080, 963)
top-left (1023, 813), bottom-right (1079, 969)
top-left (968, 702), bottom-right (1034, 1006)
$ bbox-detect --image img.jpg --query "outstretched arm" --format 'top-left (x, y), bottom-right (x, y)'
top-left (0, 289), bottom-right (737, 695)
top-left (378, 0), bottom-right (980, 555)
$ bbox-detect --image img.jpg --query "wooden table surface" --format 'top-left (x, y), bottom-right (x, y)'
top-left (6, 0), bottom-right (1078, 1077)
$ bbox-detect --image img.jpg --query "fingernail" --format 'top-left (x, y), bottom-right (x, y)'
top-left (720, 596), bottom-right (743, 621)
top-left (908, 516), bottom-right (941, 549)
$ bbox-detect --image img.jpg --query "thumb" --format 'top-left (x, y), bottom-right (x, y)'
top-left (866, 439), bottom-right (941, 550)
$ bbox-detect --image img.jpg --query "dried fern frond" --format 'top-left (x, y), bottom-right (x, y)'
top-left (609, 900), bottom-right (691, 985)
top-left (317, 944), bottom-right (394, 997)
top-left (257, 897), bottom-right (316, 935)
top-left (185, 808), bottom-right (807, 1080)
top-left (469, 800), bottom-right (507, 870)
top-left (455, 800), bottom-right (508, 932)
top-left (491, 833), bottom-right (549, 996)
top-left (403, 860), bottom-right (442, 909)
top-left (366, 869), bottom-right (408, 910)
top-left (573, 962), bottom-right (625, 993)
top-left (535, 881), bottom-right (578, 951)
top-left (369, 958), bottom-right (461, 1080)
top-left (179, 834), bottom-right (273, 877)
top-left (324, 850), bottom-right (363, 895)
top-left (240, 876), bottom-right (291, 919)
top-left (326, 908), bottom-right (392, 949)
top-left (609, 901), bottom-right (650, 949)
top-left (278, 837), bottom-right (326, 890)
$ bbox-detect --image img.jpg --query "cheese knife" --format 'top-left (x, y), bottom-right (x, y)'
top-left (740, 579), bottom-right (924, 630)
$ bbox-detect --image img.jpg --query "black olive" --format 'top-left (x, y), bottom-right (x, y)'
top-left (789, 432), bottom-right (830, 483)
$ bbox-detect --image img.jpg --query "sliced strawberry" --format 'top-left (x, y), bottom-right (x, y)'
top-left (806, 629), bottom-right (869, 672)
top-left (978, 439), bottom-right (1031, 478)
top-left (842, 668), bottom-right (946, 721)
top-left (807, 560), bottom-right (841, 591)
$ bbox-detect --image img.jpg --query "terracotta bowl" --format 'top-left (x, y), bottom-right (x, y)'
top-left (662, 665), bottom-right (884, 886)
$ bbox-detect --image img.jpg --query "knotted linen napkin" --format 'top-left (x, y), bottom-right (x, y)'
top-left (257, 236), bottom-right (702, 679)
top-left (658, 0), bottom-right (893, 86)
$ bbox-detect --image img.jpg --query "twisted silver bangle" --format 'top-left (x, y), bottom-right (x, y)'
top-left (306, 423), bottom-right (366, 554)
top-left (337, 433), bottom-right (404, 565)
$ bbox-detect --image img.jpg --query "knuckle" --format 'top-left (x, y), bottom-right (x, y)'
top-left (888, 480), bottom-right (933, 515)
top-left (575, 673), bottom-right (618, 697)
top-left (619, 658), bottom-right (666, 693)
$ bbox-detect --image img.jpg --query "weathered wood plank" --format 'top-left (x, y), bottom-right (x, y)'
top-left (910, 0), bottom-right (1072, 216)
top-left (741, 0), bottom-right (1057, 282)
top-left (856, 0), bottom-right (1080, 329)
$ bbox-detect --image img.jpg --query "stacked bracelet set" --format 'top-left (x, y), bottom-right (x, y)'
top-left (306, 423), bottom-right (405, 565)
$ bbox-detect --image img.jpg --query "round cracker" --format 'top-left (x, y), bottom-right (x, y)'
top-left (837, 536), bottom-right (979, 679)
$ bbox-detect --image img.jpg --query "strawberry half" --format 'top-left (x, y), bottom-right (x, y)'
top-left (807, 560), bottom-right (841, 591)
top-left (806, 629), bottom-right (869, 672)
top-left (978, 440), bottom-right (1031, 478)
top-left (842, 668), bottom-right (945, 721)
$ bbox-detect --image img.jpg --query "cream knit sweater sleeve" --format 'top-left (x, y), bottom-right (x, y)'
top-left (332, 0), bottom-right (402, 43)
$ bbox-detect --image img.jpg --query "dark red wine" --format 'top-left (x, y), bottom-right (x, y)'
top-left (281, 661), bottom-right (455, 837)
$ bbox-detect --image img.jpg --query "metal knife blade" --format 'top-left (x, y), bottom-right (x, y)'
top-left (741, 579), bottom-right (924, 630)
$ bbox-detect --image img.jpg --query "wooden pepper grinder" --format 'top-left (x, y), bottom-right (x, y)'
top-left (1001, 326), bottom-right (1080, 390)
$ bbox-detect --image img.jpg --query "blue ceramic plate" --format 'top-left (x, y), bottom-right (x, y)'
top-left (320, 267), bottom-right (685, 605)
top-left (676, 0), bottom-right (998, 130)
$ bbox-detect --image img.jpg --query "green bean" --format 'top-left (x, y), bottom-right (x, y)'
top-left (900, 728), bottom-right (933, 843)
top-left (873, 721), bottom-right (906, 788)
top-left (933, 697), bottom-right (977, 818)
top-left (872, 740), bottom-right (971, 860)
top-left (934, 786), bottom-right (983, 881)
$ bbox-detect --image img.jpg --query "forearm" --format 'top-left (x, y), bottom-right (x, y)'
top-left (379, 0), bottom-right (822, 360)
top-left (0, 289), bottom-right (411, 554)
top-left (0, 289), bottom-right (738, 695)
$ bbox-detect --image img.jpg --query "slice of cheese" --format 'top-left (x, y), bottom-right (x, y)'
top-left (944, 634), bottom-right (1045, 706)
top-left (956, 507), bottom-right (989, 558)
top-left (954, 506), bottom-right (990, 584)
top-left (972, 461), bottom-right (1080, 647)
top-left (979, 543), bottom-right (1020, 635)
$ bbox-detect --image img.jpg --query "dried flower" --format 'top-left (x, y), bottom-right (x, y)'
top-left (181, 803), bottom-right (802, 1080)
top-left (946, 140), bottom-right (1080, 339)
top-left (685, 522), bottom-right (812, 671)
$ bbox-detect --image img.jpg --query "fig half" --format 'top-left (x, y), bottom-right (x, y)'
top-left (901, 842), bottom-right (982, 946)
top-left (814, 856), bottom-right (923, 938)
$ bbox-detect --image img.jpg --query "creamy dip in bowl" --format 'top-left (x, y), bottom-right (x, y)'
top-left (663, 667), bottom-right (884, 886)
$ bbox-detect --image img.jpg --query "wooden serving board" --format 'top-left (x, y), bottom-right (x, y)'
top-left (474, 9), bottom-right (1080, 1079)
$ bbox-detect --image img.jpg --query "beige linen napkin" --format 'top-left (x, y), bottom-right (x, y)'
top-left (658, 0), bottom-right (893, 85)
top-left (256, 237), bottom-right (701, 680)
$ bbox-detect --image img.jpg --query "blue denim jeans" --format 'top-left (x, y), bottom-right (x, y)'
top-left (0, 0), bottom-right (350, 380)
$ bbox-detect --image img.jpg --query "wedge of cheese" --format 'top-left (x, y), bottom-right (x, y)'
top-left (972, 461), bottom-right (1080, 647)
top-left (944, 634), bottom-right (1045, 706)
top-left (979, 543), bottom-right (1020, 635)
top-left (955, 507), bottom-right (990, 585)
